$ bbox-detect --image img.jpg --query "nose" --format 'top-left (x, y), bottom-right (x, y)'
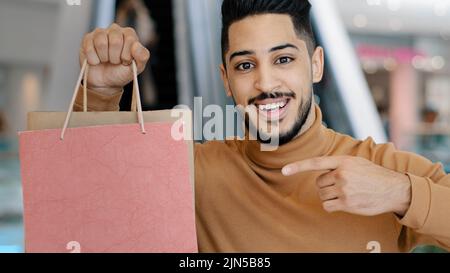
top-left (254, 63), bottom-right (282, 93)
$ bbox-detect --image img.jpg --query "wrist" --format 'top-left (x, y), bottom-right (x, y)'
top-left (85, 84), bottom-right (123, 96)
top-left (392, 174), bottom-right (412, 217)
top-left (75, 84), bottom-right (124, 111)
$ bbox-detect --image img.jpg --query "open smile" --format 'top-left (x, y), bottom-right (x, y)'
top-left (253, 98), bottom-right (291, 121)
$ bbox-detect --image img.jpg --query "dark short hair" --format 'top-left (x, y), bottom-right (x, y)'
top-left (221, 0), bottom-right (316, 66)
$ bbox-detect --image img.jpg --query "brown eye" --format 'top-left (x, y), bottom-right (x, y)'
top-left (276, 57), bottom-right (294, 64)
top-left (236, 62), bottom-right (255, 71)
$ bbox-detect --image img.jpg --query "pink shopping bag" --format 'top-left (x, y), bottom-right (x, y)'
top-left (18, 61), bottom-right (197, 253)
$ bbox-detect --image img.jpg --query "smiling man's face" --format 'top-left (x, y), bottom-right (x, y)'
top-left (221, 14), bottom-right (324, 145)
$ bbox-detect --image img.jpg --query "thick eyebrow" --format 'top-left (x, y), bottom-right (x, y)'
top-left (269, 43), bottom-right (299, 52)
top-left (228, 43), bottom-right (299, 63)
top-left (229, 50), bottom-right (255, 63)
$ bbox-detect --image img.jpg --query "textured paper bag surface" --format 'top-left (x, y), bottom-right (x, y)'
top-left (19, 122), bottom-right (197, 253)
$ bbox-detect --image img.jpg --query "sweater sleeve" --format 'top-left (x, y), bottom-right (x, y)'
top-left (73, 85), bottom-right (124, 112)
top-left (398, 172), bottom-right (450, 250)
top-left (369, 140), bottom-right (450, 251)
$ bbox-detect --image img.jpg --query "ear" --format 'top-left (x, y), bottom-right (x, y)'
top-left (311, 46), bottom-right (324, 84)
top-left (220, 64), bottom-right (233, 97)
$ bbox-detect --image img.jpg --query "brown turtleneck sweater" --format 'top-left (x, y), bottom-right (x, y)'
top-left (75, 87), bottom-right (450, 253)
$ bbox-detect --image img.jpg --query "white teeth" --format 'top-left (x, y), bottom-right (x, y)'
top-left (258, 101), bottom-right (287, 111)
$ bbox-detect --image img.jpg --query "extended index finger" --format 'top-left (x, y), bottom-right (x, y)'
top-left (282, 156), bottom-right (345, 176)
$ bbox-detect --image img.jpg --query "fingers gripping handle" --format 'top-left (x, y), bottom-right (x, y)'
top-left (60, 60), bottom-right (146, 140)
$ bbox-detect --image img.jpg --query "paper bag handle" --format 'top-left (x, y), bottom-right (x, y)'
top-left (60, 60), bottom-right (146, 140)
top-left (81, 63), bottom-right (139, 112)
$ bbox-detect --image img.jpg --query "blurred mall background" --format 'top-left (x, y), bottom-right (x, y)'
top-left (0, 0), bottom-right (449, 252)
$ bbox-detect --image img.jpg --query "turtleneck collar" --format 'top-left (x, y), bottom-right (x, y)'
top-left (243, 104), bottom-right (334, 170)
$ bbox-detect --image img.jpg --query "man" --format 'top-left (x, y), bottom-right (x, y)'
top-left (75, 0), bottom-right (450, 252)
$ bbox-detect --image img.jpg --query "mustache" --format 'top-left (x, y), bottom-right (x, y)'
top-left (248, 91), bottom-right (296, 105)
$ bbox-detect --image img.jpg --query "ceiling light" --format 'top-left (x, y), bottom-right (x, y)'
top-left (363, 60), bottom-right (378, 74)
top-left (387, 0), bottom-right (402, 11)
top-left (384, 58), bottom-right (397, 72)
top-left (353, 14), bottom-right (368, 28)
top-left (431, 56), bottom-right (445, 70)
top-left (412, 56), bottom-right (426, 70)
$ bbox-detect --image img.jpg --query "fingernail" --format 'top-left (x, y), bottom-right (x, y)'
top-left (282, 167), bottom-right (291, 176)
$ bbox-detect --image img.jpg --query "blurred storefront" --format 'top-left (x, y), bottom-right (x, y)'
top-left (335, 0), bottom-right (450, 172)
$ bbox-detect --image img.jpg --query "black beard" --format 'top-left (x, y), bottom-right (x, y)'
top-left (244, 92), bottom-right (313, 146)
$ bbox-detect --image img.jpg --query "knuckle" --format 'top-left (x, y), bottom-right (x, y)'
top-left (334, 170), bottom-right (345, 180)
top-left (94, 27), bottom-right (106, 34)
top-left (336, 188), bottom-right (345, 199)
top-left (124, 35), bottom-right (137, 44)
top-left (121, 53), bottom-right (132, 61)
top-left (84, 47), bottom-right (96, 55)
top-left (124, 27), bottom-right (137, 36)
top-left (82, 33), bottom-right (91, 43)
top-left (109, 37), bottom-right (122, 48)
top-left (122, 27), bottom-right (138, 41)
top-left (94, 38), bottom-right (108, 49)
top-left (82, 33), bottom-right (93, 46)
top-left (338, 183), bottom-right (347, 195)
top-left (333, 171), bottom-right (341, 180)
